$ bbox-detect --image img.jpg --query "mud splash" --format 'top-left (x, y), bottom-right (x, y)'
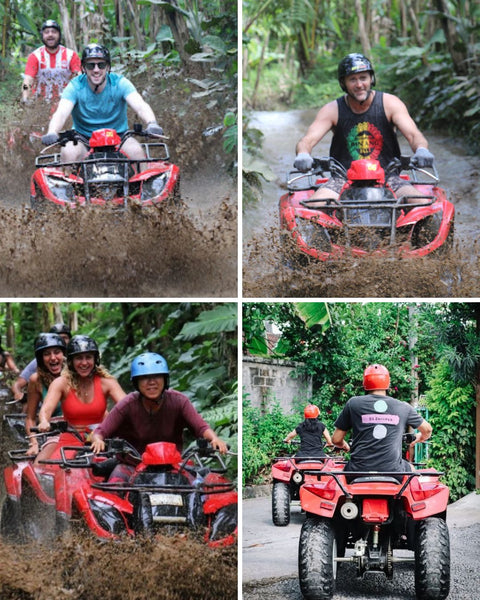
top-left (0, 534), bottom-right (237, 600)
top-left (243, 225), bottom-right (479, 298)
top-left (0, 85), bottom-right (237, 298)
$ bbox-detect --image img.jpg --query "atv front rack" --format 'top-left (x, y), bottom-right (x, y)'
top-left (91, 481), bottom-right (235, 494)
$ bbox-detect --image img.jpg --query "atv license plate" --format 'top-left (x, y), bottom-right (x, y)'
top-left (149, 493), bottom-right (183, 507)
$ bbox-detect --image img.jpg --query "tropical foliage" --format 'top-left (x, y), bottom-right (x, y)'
top-left (0, 0), bottom-right (237, 155)
top-left (0, 302), bottom-right (238, 460)
top-left (243, 0), bottom-right (480, 154)
top-left (243, 302), bottom-right (479, 501)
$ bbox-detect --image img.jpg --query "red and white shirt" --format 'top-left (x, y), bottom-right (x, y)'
top-left (24, 45), bottom-right (81, 100)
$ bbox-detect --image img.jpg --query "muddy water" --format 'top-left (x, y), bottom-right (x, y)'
top-left (0, 102), bottom-right (237, 297)
top-left (243, 109), bottom-right (480, 298)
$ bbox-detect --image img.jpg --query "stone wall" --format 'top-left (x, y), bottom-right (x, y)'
top-left (242, 355), bottom-right (312, 413)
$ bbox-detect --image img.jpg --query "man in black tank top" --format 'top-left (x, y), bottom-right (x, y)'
top-left (293, 53), bottom-right (434, 202)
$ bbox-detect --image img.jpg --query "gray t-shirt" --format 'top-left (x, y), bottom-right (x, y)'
top-left (334, 393), bottom-right (423, 472)
top-left (20, 358), bottom-right (37, 381)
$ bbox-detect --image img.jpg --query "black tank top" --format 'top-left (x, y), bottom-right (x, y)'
top-left (330, 91), bottom-right (401, 170)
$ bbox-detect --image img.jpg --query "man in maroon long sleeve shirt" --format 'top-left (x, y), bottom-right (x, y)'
top-left (91, 352), bottom-right (227, 455)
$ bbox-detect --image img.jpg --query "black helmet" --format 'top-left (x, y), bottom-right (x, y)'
top-left (50, 322), bottom-right (71, 337)
top-left (41, 19), bottom-right (61, 35)
top-left (67, 335), bottom-right (100, 365)
top-left (34, 333), bottom-right (66, 370)
top-left (81, 43), bottom-right (111, 65)
top-left (338, 53), bottom-right (376, 91)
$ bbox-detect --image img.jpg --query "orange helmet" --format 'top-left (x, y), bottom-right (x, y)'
top-left (304, 404), bottom-right (320, 419)
top-left (363, 364), bottom-right (390, 391)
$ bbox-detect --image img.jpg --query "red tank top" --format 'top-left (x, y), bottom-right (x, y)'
top-left (62, 375), bottom-right (107, 428)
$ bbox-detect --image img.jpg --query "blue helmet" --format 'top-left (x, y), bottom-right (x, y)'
top-left (131, 352), bottom-right (169, 390)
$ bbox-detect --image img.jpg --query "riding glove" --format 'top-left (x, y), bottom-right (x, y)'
top-left (42, 132), bottom-right (60, 146)
top-left (294, 152), bottom-right (314, 172)
top-left (412, 147), bottom-right (434, 168)
top-left (145, 122), bottom-right (164, 136)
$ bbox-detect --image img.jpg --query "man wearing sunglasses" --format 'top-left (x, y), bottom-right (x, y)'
top-left (42, 43), bottom-right (163, 165)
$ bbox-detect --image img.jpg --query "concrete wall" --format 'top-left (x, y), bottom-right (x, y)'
top-left (243, 355), bottom-right (312, 413)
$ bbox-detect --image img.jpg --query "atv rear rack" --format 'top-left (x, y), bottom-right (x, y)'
top-left (301, 470), bottom-right (445, 500)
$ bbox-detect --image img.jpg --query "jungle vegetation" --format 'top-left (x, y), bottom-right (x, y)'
top-left (243, 0), bottom-right (480, 164)
top-left (243, 302), bottom-right (480, 502)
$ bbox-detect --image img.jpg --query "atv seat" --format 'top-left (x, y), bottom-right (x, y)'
top-left (349, 475), bottom-right (402, 484)
top-left (295, 457), bottom-right (326, 464)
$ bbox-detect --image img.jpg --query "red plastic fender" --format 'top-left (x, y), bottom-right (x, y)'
top-left (362, 498), bottom-right (390, 523)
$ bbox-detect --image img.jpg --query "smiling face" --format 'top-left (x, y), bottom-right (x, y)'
top-left (84, 60), bottom-right (109, 90)
top-left (344, 72), bottom-right (373, 103)
top-left (42, 347), bottom-right (64, 375)
top-left (42, 27), bottom-right (61, 50)
top-left (137, 374), bottom-right (165, 402)
top-left (72, 352), bottom-right (96, 378)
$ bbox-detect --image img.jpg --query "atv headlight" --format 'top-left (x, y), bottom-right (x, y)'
top-left (296, 217), bottom-right (332, 251)
top-left (45, 176), bottom-right (74, 201)
top-left (88, 499), bottom-right (126, 535)
top-left (141, 173), bottom-right (167, 200)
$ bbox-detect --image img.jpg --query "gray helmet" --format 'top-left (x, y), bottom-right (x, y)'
top-left (338, 53), bottom-right (376, 91)
top-left (50, 322), bottom-right (71, 337)
top-left (34, 333), bottom-right (66, 370)
top-left (67, 335), bottom-right (100, 366)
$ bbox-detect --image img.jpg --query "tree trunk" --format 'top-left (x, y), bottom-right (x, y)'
top-left (435, 0), bottom-right (468, 75)
top-left (5, 303), bottom-right (14, 350)
top-left (251, 30), bottom-right (270, 109)
top-left (355, 0), bottom-right (371, 57)
top-left (57, 0), bottom-right (77, 52)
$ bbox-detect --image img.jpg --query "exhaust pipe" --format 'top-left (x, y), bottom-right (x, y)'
top-left (340, 501), bottom-right (358, 520)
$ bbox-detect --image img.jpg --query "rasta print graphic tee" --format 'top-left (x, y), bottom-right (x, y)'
top-left (330, 91), bottom-right (401, 170)
top-left (334, 393), bottom-right (423, 472)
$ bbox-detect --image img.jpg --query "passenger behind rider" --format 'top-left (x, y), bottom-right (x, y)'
top-left (11, 323), bottom-right (72, 405)
top-left (293, 53), bottom-right (435, 205)
top-left (36, 335), bottom-right (125, 462)
top-left (0, 341), bottom-right (20, 376)
top-left (41, 43), bottom-right (164, 170)
top-left (22, 19), bottom-right (81, 104)
top-left (332, 364), bottom-right (432, 479)
top-left (284, 404), bottom-right (339, 458)
top-left (25, 333), bottom-right (66, 456)
top-left (90, 352), bottom-right (229, 481)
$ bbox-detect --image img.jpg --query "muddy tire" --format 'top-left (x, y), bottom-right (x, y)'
top-left (0, 496), bottom-right (24, 542)
top-left (414, 517), bottom-right (450, 600)
top-left (272, 481), bottom-right (290, 526)
top-left (21, 486), bottom-right (56, 543)
top-left (299, 516), bottom-right (337, 600)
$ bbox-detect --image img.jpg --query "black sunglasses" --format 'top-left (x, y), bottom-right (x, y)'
top-left (84, 61), bottom-right (107, 71)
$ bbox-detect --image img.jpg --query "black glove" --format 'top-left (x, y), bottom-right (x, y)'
top-left (412, 147), bottom-right (434, 168)
top-left (41, 132), bottom-right (60, 146)
top-left (145, 122), bottom-right (164, 136)
top-left (294, 152), bottom-right (313, 172)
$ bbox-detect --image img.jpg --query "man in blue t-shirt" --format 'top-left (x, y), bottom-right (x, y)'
top-left (42, 43), bottom-right (163, 167)
top-left (332, 364), bottom-right (432, 474)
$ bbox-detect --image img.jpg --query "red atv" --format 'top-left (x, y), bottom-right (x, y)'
top-left (1, 424), bottom-right (237, 548)
top-left (279, 156), bottom-right (454, 263)
top-left (298, 434), bottom-right (450, 600)
top-left (271, 442), bottom-right (342, 526)
top-left (30, 125), bottom-right (180, 210)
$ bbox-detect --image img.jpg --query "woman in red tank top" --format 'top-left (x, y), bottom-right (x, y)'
top-left (36, 335), bottom-right (125, 461)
